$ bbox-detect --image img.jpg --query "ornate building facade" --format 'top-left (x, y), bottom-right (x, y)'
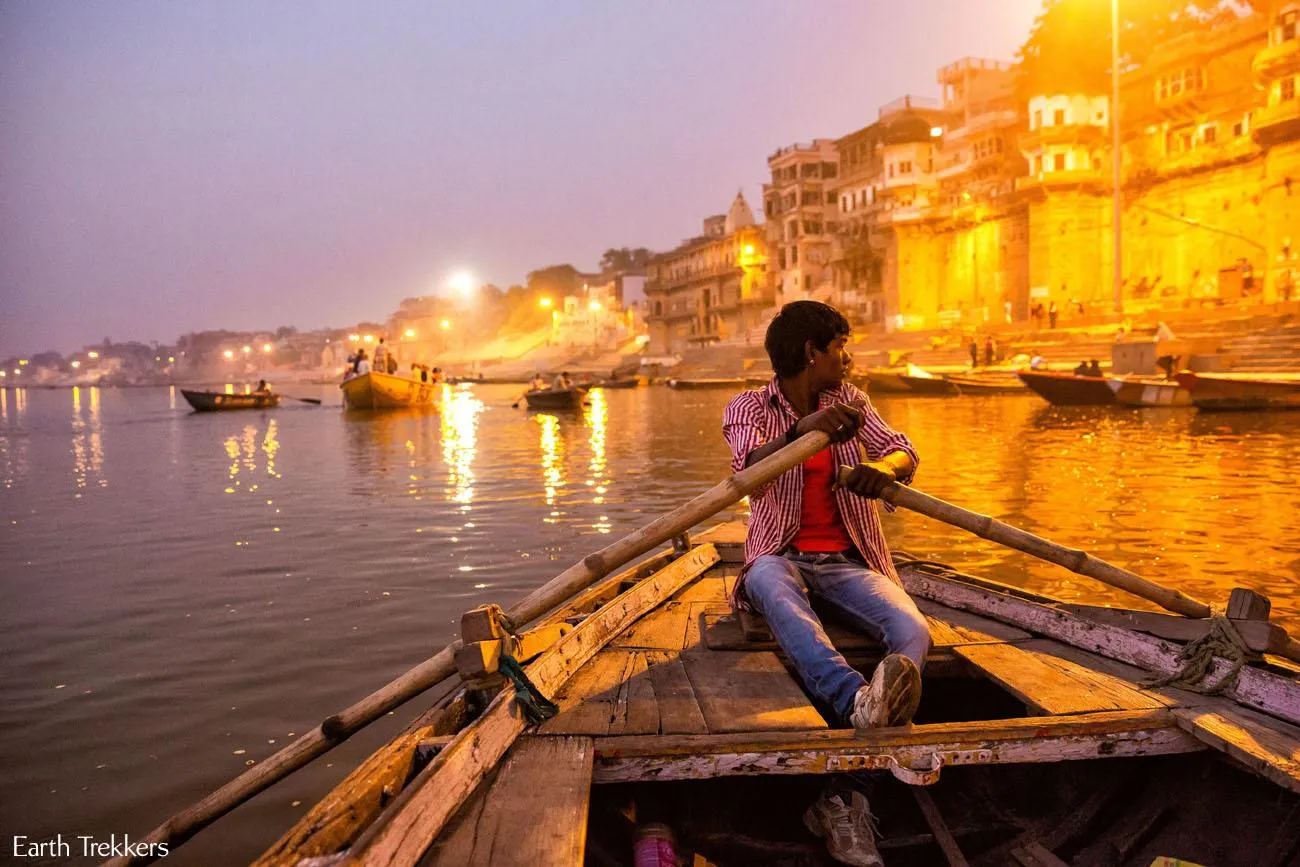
top-left (644, 194), bottom-right (771, 355)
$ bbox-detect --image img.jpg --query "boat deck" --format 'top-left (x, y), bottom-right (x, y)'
top-left (259, 522), bottom-right (1300, 867)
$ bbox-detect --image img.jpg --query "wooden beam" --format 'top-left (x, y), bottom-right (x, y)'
top-left (1227, 588), bottom-right (1271, 621)
top-left (590, 710), bottom-right (1203, 783)
top-left (900, 566), bottom-right (1300, 727)
top-left (1060, 604), bottom-right (1288, 654)
top-left (954, 643), bottom-right (1165, 715)
top-left (422, 736), bottom-right (595, 866)
top-left (910, 788), bottom-right (970, 867)
top-left (1173, 705), bottom-right (1300, 794)
top-left (342, 544), bottom-right (721, 867)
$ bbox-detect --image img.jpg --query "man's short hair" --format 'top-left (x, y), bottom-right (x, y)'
top-left (764, 301), bottom-right (851, 378)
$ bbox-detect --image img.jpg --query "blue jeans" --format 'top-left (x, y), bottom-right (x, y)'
top-left (743, 551), bottom-right (932, 721)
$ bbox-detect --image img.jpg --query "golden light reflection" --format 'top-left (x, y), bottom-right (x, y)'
top-left (537, 413), bottom-right (566, 522)
top-left (0, 388), bottom-right (6, 422)
top-left (263, 420), bottom-right (280, 479)
top-left (439, 385), bottom-right (483, 509)
top-left (583, 389), bottom-right (613, 534)
top-left (70, 386), bottom-right (105, 492)
top-left (169, 385), bottom-right (176, 410)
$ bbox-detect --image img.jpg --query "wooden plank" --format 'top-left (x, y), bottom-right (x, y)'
top-left (915, 599), bottom-right (1032, 643)
top-left (423, 736), bottom-right (593, 867)
top-left (685, 602), bottom-right (729, 651)
top-left (673, 575), bottom-right (730, 604)
top-left (645, 651), bottom-right (708, 734)
top-left (1015, 639), bottom-right (1196, 709)
top-left (608, 653), bottom-right (659, 736)
top-left (253, 696), bottom-right (468, 867)
top-left (900, 565), bottom-right (1300, 727)
top-left (592, 710), bottom-right (1203, 783)
top-left (421, 778), bottom-right (490, 866)
top-left (955, 643), bottom-right (1165, 715)
top-left (1173, 704), bottom-right (1300, 794)
top-left (343, 543), bottom-right (720, 867)
top-left (537, 651), bottom-right (629, 735)
top-left (681, 649), bottom-right (828, 733)
top-left (1227, 587), bottom-right (1271, 620)
top-left (608, 600), bottom-right (692, 650)
top-left (1060, 603), bottom-right (1288, 654)
top-left (692, 520), bottom-right (747, 548)
top-left (911, 788), bottom-right (970, 867)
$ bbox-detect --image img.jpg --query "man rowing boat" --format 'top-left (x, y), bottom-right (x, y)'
top-left (722, 300), bottom-right (931, 866)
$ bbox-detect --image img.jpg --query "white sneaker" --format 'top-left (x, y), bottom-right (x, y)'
top-left (803, 787), bottom-right (884, 867)
top-left (850, 653), bottom-right (921, 729)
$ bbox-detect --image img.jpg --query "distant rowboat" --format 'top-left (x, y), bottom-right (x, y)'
top-left (524, 387), bottom-right (588, 410)
top-left (340, 371), bottom-right (440, 410)
top-left (181, 389), bottom-right (281, 412)
top-left (1176, 371), bottom-right (1300, 411)
top-left (667, 377), bottom-right (747, 389)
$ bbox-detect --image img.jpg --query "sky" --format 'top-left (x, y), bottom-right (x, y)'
top-left (0, 0), bottom-right (1043, 356)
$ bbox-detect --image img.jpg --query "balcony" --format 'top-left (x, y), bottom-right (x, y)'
top-left (1018, 123), bottom-right (1106, 153)
top-left (1254, 39), bottom-right (1300, 83)
top-left (1015, 168), bottom-right (1104, 194)
top-left (1254, 99), bottom-right (1300, 146)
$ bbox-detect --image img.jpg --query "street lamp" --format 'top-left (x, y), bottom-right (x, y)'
top-left (1111, 0), bottom-right (1123, 314)
top-left (539, 297), bottom-right (553, 308)
top-left (449, 271), bottom-right (475, 299)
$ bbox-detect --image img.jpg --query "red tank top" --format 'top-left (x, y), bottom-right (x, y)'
top-left (791, 448), bottom-right (851, 552)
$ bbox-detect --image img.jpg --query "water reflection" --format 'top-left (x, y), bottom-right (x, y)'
top-left (440, 385), bottom-right (483, 510)
top-left (70, 386), bottom-right (106, 493)
top-left (583, 389), bottom-right (612, 533)
top-left (537, 413), bottom-right (565, 522)
top-left (168, 385), bottom-right (176, 411)
top-left (223, 421), bottom-right (281, 494)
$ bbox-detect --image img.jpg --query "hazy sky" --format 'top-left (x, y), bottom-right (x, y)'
top-left (1, 0), bottom-right (1042, 356)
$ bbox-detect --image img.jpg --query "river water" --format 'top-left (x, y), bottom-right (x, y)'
top-left (2, 383), bottom-right (1297, 864)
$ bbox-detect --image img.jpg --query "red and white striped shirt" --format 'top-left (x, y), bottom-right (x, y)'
top-left (722, 379), bottom-right (919, 608)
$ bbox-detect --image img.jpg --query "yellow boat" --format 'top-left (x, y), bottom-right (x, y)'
top-left (339, 371), bottom-right (440, 410)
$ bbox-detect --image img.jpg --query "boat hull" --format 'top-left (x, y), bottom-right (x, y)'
top-left (181, 390), bottom-right (281, 412)
top-left (1177, 372), bottom-right (1300, 411)
top-left (1107, 377), bottom-right (1191, 407)
top-left (945, 375), bottom-right (1029, 395)
top-left (594, 378), bottom-right (640, 389)
top-left (523, 387), bottom-right (587, 410)
top-left (667, 378), bottom-right (746, 389)
top-left (339, 372), bottom-right (440, 410)
top-left (897, 374), bottom-right (960, 396)
top-left (861, 369), bottom-right (912, 393)
top-left (1017, 370), bottom-right (1118, 405)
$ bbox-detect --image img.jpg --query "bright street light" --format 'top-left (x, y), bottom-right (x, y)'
top-left (71, 360), bottom-right (81, 369)
top-left (262, 343), bottom-right (273, 353)
top-left (589, 301), bottom-right (602, 312)
top-left (87, 351), bottom-right (99, 359)
top-left (539, 297), bottom-right (553, 308)
top-left (448, 271), bottom-right (475, 298)
top-left (223, 349), bottom-right (235, 360)
top-left (242, 345), bottom-right (251, 354)
top-left (440, 319), bottom-right (451, 330)
top-left (404, 328), bottom-right (416, 338)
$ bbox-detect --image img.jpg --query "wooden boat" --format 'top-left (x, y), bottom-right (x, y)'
top-left (896, 372), bottom-right (961, 396)
top-left (524, 387), bottom-right (588, 410)
top-left (1176, 371), bottom-right (1300, 412)
top-left (1017, 370), bottom-right (1118, 406)
top-left (180, 389), bottom-right (280, 412)
top-left (593, 378), bottom-right (640, 389)
top-left (1107, 376), bottom-right (1192, 407)
top-left (339, 371), bottom-right (440, 410)
top-left (861, 368), bottom-right (913, 393)
top-left (944, 374), bottom-right (1029, 395)
top-left (253, 518), bottom-right (1300, 867)
top-left (667, 377), bottom-right (747, 389)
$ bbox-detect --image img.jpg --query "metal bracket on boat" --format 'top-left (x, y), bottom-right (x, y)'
top-left (824, 749), bottom-right (993, 786)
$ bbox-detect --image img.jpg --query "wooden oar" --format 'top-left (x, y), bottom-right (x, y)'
top-left (837, 468), bottom-right (1212, 619)
top-left (510, 389), bottom-right (531, 409)
top-left (107, 431), bottom-right (835, 866)
top-left (283, 395), bottom-right (322, 405)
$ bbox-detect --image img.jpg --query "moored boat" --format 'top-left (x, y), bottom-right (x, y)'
top-left (180, 389), bottom-right (281, 412)
top-left (896, 372), bottom-right (960, 396)
top-left (1017, 369), bottom-right (1118, 405)
top-left (340, 371), bottom-right (440, 410)
top-left (523, 386), bottom-right (588, 410)
top-left (861, 368), bottom-right (912, 393)
top-left (944, 373), bottom-right (1029, 394)
top-left (1107, 376), bottom-right (1192, 407)
top-left (593, 377), bottom-right (640, 389)
top-left (254, 520), bottom-right (1300, 867)
top-left (666, 377), bottom-right (747, 389)
top-left (1176, 371), bottom-right (1300, 411)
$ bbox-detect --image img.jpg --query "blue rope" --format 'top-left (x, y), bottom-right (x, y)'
top-left (498, 655), bottom-right (559, 725)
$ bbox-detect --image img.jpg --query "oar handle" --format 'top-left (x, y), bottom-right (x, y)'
top-left (836, 466), bottom-right (1212, 619)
